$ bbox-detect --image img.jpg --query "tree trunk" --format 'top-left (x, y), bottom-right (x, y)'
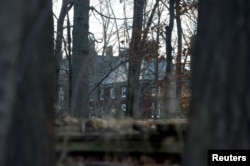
top-left (126, 0), bottom-right (145, 118)
top-left (163, 0), bottom-right (179, 118)
top-left (55, 0), bottom-right (73, 117)
top-left (55, 0), bottom-right (72, 78)
top-left (175, 0), bottom-right (182, 111)
top-left (126, 0), bottom-right (159, 118)
top-left (71, 0), bottom-right (90, 118)
top-left (66, 12), bottom-right (72, 114)
top-left (184, 0), bottom-right (250, 165)
top-left (0, 1), bottom-right (55, 166)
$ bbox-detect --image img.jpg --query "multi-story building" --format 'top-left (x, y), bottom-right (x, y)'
top-left (58, 46), bottom-right (190, 119)
top-left (88, 49), bottom-right (166, 119)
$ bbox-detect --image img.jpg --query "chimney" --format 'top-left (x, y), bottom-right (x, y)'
top-left (105, 45), bottom-right (113, 56)
top-left (119, 47), bottom-right (128, 57)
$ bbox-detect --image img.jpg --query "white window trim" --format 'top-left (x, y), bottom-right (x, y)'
top-left (152, 85), bottom-right (156, 96)
top-left (152, 102), bottom-right (155, 111)
top-left (110, 88), bottom-right (115, 99)
top-left (121, 104), bottom-right (126, 112)
top-left (158, 87), bottom-right (162, 96)
top-left (121, 87), bottom-right (126, 98)
top-left (157, 103), bottom-right (161, 118)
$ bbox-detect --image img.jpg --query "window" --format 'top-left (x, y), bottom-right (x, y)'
top-left (121, 87), bottom-right (126, 98)
top-left (151, 102), bottom-right (156, 118)
top-left (158, 87), bottom-right (163, 96)
top-left (100, 89), bottom-right (104, 100)
top-left (110, 88), bottom-right (115, 99)
top-left (151, 102), bottom-right (160, 119)
top-left (152, 102), bottom-right (155, 111)
top-left (121, 104), bottom-right (126, 112)
top-left (157, 103), bottom-right (161, 118)
top-left (152, 85), bottom-right (156, 96)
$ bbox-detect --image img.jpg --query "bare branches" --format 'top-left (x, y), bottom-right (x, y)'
top-left (142, 0), bottom-right (160, 46)
top-left (89, 59), bottom-right (129, 97)
top-left (89, 6), bottom-right (133, 20)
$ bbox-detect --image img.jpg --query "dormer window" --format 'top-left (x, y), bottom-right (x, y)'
top-left (121, 87), bottom-right (126, 98)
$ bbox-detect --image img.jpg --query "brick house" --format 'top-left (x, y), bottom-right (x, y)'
top-left (58, 47), bottom-right (190, 118)
top-left (88, 51), bottom-right (166, 119)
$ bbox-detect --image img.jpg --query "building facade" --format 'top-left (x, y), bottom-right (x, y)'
top-left (88, 52), bottom-right (166, 119)
top-left (58, 47), bottom-right (190, 119)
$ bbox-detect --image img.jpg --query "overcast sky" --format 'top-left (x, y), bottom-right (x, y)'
top-left (53, 0), bottom-right (196, 60)
top-left (53, 0), bottom-right (134, 56)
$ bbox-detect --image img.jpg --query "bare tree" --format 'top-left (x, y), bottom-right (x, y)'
top-left (126, 0), bottom-right (160, 118)
top-left (87, 0), bottom-right (195, 119)
top-left (126, 0), bottom-right (146, 117)
top-left (54, 0), bottom-right (73, 117)
top-left (163, 0), bottom-right (179, 118)
top-left (175, 0), bottom-right (182, 108)
top-left (0, 1), bottom-right (55, 166)
top-left (184, 0), bottom-right (250, 165)
top-left (71, 0), bottom-right (90, 117)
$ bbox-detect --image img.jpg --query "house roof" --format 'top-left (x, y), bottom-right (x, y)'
top-left (90, 55), bottom-right (169, 87)
top-left (141, 60), bottom-right (166, 81)
top-left (89, 55), bottom-right (128, 87)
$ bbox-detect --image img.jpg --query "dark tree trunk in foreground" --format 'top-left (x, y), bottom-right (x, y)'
top-left (126, 0), bottom-right (145, 118)
top-left (184, 1), bottom-right (250, 165)
top-left (0, 1), bottom-right (55, 166)
top-left (71, 0), bottom-right (90, 118)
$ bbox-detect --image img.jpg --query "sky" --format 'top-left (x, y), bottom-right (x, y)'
top-left (53, 0), bottom-right (197, 63)
top-left (53, 0), bottom-right (134, 56)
